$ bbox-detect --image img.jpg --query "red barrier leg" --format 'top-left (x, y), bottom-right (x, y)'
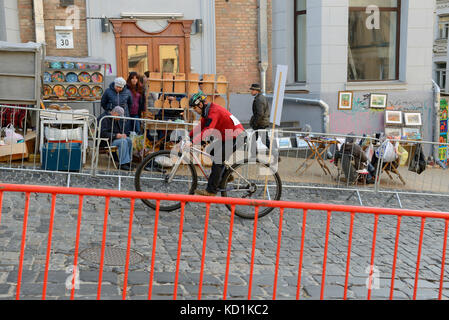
top-left (413, 217), bottom-right (426, 300)
top-left (122, 198), bottom-right (136, 300)
top-left (198, 203), bottom-right (211, 300)
top-left (173, 202), bottom-right (185, 300)
top-left (97, 196), bottom-right (110, 300)
top-left (16, 192), bottom-right (30, 300)
top-left (296, 209), bottom-right (308, 300)
top-left (148, 200), bottom-right (160, 300)
top-left (42, 193), bottom-right (56, 300)
top-left (273, 208), bottom-right (284, 300)
top-left (439, 219), bottom-right (449, 300)
top-left (389, 216), bottom-right (402, 300)
top-left (70, 195), bottom-right (84, 300)
top-left (320, 210), bottom-right (332, 300)
top-left (248, 206), bottom-right (259, 300)
top-left (223, 205), bottom-right (235, 300)
top-left (343, 212), bottom-right (355, 300)
top-left (0, 191), bottom-right (3, 226)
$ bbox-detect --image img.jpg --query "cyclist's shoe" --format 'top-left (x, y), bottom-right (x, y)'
top-left (194, 189), bottom-right (217, 197)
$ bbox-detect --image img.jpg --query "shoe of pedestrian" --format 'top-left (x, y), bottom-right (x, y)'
top-left (226, 174), bottom-right (235, 183)
top-left (194, 189), bottom-right (217, 197)
top-left (120, 163), bottom-right (133, 171)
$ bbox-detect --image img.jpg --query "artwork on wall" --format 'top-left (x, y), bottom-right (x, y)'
top-left (384, 127), bottom-right (402, 138)
top-left (402, 127), bottom-right (422, 140)
top-left (277, 137), bottom-right (292, 149)
top-left (440, 98), bottom-right (448, 163)
top-left (385, 110), bottom-right (403, 125)
top-left (370, 93), bottom-right (388, 108)
top-left (338, 91), bottom-right (353, 110)
top-left (404, 112), bottom-right (422, 126)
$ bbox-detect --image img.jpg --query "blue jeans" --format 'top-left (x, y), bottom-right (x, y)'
top-left (112, 137), bottom-right (133, 165)
top-left (128, 115), bottom-right (141, 134)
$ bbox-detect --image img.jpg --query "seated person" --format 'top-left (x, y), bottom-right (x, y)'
top-left (99, 106), bottom-right (134, 171)
top-left (334, 134), bottom-right (376, 183)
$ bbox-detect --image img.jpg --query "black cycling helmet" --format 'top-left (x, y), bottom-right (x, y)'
top-left (189, 92), bottom-right (206, 108)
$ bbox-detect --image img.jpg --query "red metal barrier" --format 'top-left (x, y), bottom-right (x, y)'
top-left (1, 183), bottom-right (449, 300)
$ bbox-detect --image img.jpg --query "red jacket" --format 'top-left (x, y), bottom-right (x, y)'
top-left (189, 103), bottom-right (244, 144)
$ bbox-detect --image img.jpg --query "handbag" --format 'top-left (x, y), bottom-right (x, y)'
top-left (408, 144), bottom-right (426, 174)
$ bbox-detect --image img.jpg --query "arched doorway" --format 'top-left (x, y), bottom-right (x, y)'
top-left (109, 19), bottom-right (193, 78)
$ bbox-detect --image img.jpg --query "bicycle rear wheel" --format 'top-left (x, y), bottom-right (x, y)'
top-left (135, 150), bottom-right (197, 211)
top-left (221, 159), bottom-right (282, 219)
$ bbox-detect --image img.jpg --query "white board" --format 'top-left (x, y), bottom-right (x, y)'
top-left (270, 65), bottom-right (288, 126)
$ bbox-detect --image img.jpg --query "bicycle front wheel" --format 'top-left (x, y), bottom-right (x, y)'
top-left (221, 159), bottom-right (282, 219)
top-left (135, 150), bottom-right (197, 211)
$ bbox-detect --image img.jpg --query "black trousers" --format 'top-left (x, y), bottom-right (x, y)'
top-left (249, 128), bottom-right (277, 159)
top-left (206, 138), bottom-right (239, 193)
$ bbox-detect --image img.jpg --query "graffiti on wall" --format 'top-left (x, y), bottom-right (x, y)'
top-left (331, 92), bottom-right (432, 136)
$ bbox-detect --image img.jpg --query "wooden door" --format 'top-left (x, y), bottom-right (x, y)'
top-left (110, 19), bottom-right (193, 78)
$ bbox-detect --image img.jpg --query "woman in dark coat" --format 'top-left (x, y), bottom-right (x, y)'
top-left (126, 72), bottom-right (146, 134)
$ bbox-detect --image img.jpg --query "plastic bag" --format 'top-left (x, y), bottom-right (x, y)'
top-left (397, 144), bottom-right (409, 166)
top-left (4, 124), bottom-right (24, 144)
top-left (364, 142), bottom-right (374, 162)
top-left (375, 139), bottom-right (397, 162)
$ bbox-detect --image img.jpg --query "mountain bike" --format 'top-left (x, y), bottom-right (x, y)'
top-left (134, 138), bottom-right (282, 219)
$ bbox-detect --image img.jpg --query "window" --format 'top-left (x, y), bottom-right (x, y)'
top-left (348, 0), bottom-right (401, 81)
top-left (294, 0), bottom-right (307, 82)
top-left (436, 63), bottom-right (447, 92)
top-left (438, 16), bottom-right (449, 39)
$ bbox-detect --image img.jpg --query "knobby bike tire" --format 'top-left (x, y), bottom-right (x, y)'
top-left (135, 150), bottom-right (198, 211)
top-left (220, 159), bottom-right (282, 219)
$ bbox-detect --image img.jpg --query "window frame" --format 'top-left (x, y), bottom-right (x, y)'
top-left (436, 63), bottom-right (447, 92)
top-left (348, 0), bottom-right (402, 82)
top-left (294, 1), bottom-right (307, 83)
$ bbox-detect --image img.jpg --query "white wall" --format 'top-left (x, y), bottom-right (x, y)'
top-left (0, 0), bottom-right (20, 43)
top-left (86, 0), bottom-right (215, 77)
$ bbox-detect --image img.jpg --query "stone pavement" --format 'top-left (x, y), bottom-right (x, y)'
top-left (0, 170), bottom-right (449, 300)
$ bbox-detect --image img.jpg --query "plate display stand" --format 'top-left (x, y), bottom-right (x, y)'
top-left (42, 56), bottom-right (108, 102)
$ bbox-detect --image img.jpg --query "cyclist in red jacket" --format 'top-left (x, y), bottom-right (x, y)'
top-left (188, 92), bottom-right (245, 196)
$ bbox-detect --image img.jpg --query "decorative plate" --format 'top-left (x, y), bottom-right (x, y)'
top-left (53, 85), bottom-right (65, 97)
top-left (51, 71), bottom-right (65, 83)
top-left (65, 72), bottom-right (78, 83)
top-left (78, 72), bottom-right (91, 83)
top-left (88, 64), bottom-right (101, 70)
top-left (91, 72), bottom-right (103, 83)
top-left (65, 85), bottom-right (78, 97)
top-left (43, 85), bottom-right (52, 96)
top-left (63, 62), bottom-right (75, 69)
top-left (76, 63), bottom-right (87, 69)
top-left (43, 72), bottom-right (52, 83)
top-left (78, 85), bottom-right (91, 97)
top-left (92, 86), bottom-right (103, 98)
top-left (50, 61), bottom-right (62, 69)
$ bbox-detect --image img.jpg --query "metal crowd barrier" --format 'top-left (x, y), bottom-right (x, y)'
top-left (1, 183), bottom-right (449, 300)
top-left (249, 129), bottom-right (449, 207)
top-left (0, 104), bottom-right (97, 182)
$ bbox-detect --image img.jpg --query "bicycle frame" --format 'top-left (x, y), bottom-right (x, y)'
top-left (167, 140), bottom-right (254, 192)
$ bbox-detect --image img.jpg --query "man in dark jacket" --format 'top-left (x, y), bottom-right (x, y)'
top-left (99, 106), bottom-right (134, 171)
top-left (100, 77), bottom-right (133, 117)
top-left (249, 83), bottom-right (278, 161)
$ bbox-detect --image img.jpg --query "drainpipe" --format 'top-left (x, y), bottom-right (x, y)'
top-left (258, 0), bottom-right (268, 94)
top-left (265, 94), bottom-right (330, 133)
top-left (33, 0), bottom-right (45, 43)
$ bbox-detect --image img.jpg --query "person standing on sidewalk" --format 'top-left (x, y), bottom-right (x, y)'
top-left (249, 83), bottom-right (279, 161)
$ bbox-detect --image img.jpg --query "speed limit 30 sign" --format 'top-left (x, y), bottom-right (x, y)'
top-left (55, 26), bottom-right (74, 49)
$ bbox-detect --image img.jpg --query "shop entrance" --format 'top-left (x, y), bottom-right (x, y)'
top-left (110, 19), bottom-right (193, 78)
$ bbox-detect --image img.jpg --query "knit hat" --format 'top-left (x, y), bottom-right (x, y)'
top-left (112, 106), bottom-right (124, 116)
top-left (114, 77), bottom-right (126, 88)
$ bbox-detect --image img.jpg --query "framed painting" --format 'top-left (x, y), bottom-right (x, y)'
top-left (370, 93), bottom-right (388, 109)
top-left (404, 112), bottom-right (422, 126)
top-left (385, 110), bottom-right (402, 125)
top-left (402, 127), bottom-right (422, 140)
top-left (338, 91), bottom-right (353, 110)
top-left (384, 127), bottom-right (402, 138)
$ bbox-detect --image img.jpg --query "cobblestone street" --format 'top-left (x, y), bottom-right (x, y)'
top-left (1, 170), bottom-right (449, 300)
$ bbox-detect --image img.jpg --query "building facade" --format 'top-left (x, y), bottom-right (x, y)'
top-left (434, 0), bottom-right (449, 94)
top-left (2, 0), bottom-right (439, 140)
